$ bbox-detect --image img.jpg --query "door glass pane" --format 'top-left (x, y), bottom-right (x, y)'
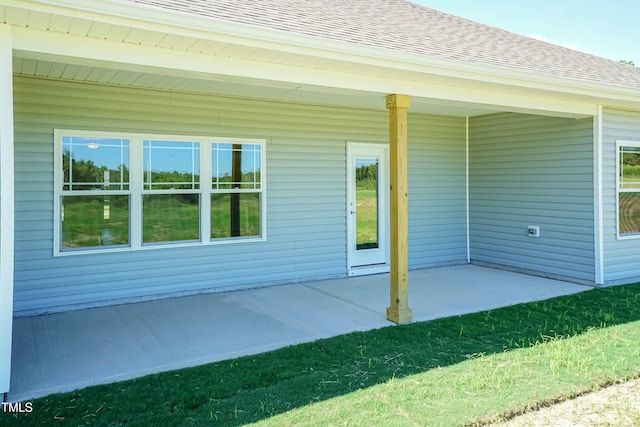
top-left (355, 157), bottom-right (379, 250)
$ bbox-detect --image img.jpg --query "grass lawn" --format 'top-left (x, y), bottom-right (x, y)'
top-left (3, 283), bottom-right (640, 426)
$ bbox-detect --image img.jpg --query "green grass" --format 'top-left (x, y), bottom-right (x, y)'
top-left (3, 284), bottom-right (640, 426)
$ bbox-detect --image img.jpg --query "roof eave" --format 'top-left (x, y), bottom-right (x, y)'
top-left (9, 0), bottom-right (640, 110)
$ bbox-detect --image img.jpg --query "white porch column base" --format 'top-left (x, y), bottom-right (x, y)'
top-left (0, 24), bottom-right (15, 395)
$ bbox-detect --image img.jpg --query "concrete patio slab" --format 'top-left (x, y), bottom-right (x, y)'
top-left (8, 265), bottom-right (588, 402)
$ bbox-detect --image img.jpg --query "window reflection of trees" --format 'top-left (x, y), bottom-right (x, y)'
top-left (62, 150), bottom-right (129, 191)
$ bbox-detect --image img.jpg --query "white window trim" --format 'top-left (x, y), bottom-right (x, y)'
top-left (616, 140), bottom-right (640, 240)
top-left (54, 129), bottom-right (267, 256)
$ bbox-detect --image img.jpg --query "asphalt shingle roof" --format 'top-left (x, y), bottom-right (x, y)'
top-left (129, 0), bottom-right (640, 90)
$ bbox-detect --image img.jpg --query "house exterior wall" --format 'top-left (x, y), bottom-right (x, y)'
top-left (13, 76), bottom-right (467, 314)
top-left (602, 107), bottom-right (640, 284)
top-left (408, 113), bottom-right (467, 268)
top-left (468, 112), bottom-right (596, 283)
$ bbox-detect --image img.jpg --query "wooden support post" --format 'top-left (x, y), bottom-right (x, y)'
top-left (386, 94), bottom-right (412, 324)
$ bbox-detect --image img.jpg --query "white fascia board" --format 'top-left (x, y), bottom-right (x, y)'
top-left (13, 27), bottom-right (597, 117)
top-left (0, 24), bottom-right (15, 395)
top-left (8, 0), bottom-right (640, 105)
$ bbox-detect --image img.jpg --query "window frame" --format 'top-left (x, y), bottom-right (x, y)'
top-left (616, 140), bottom-right (640, 239)
top-left (54, 130), bottom-right (266, 256)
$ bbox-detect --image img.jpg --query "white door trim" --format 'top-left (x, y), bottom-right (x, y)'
top-left (347, 142), bottom-right (390, 276)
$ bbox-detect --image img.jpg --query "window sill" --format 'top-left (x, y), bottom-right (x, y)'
top-left (54, 237), bottom-right (267, 257)
top-left (617, 233), bottom-right (640, 240)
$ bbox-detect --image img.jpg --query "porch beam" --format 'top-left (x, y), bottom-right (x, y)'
top-left (386, 94), bottom-right (412, 324)
top-left (0, 24), bottom-right (15, 395)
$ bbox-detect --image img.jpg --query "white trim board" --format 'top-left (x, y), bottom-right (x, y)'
top-left (0, 24), bottom-right (15, 395)
top-left (593, 107), bottom-right (604, 285)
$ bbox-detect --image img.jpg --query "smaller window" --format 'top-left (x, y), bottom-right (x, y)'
top-left (211, 143), bottom-right (262, 239)
top-left (618, 143), bottom-right (640, 236)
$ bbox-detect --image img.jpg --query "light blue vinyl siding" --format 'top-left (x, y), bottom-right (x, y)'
top-left (13, 76), bottom-right (467, 314)
top-left (469, 113), bottom-right (595, 283)
top-left (602, 108), bottom-right (640, 284)
top-left (408, 115), bottom-right (467, 268)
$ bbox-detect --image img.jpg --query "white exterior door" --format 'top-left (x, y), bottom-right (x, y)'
top-left (347, 143), bottom-right (389, 275)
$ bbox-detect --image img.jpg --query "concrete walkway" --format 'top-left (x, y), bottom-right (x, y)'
top-left (8, 265), bottom-right (588, 402)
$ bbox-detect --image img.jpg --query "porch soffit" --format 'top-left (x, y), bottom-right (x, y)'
top-left (1, 4), bottom-right (614, 118)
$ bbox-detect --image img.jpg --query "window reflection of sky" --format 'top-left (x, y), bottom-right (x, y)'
top-left (62, 138), bottom-right (261, 180)
top-left (63, 137), bottom-right (129, 172)
top-left (212, 143), bottom-right (261, 180)
top-left (143, 140), bottom-right (200, 176)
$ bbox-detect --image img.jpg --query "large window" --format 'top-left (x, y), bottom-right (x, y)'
top-left (618, 142), bottom-right (640, 237)
top-left (55, 130), bottom-right (265, 254)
